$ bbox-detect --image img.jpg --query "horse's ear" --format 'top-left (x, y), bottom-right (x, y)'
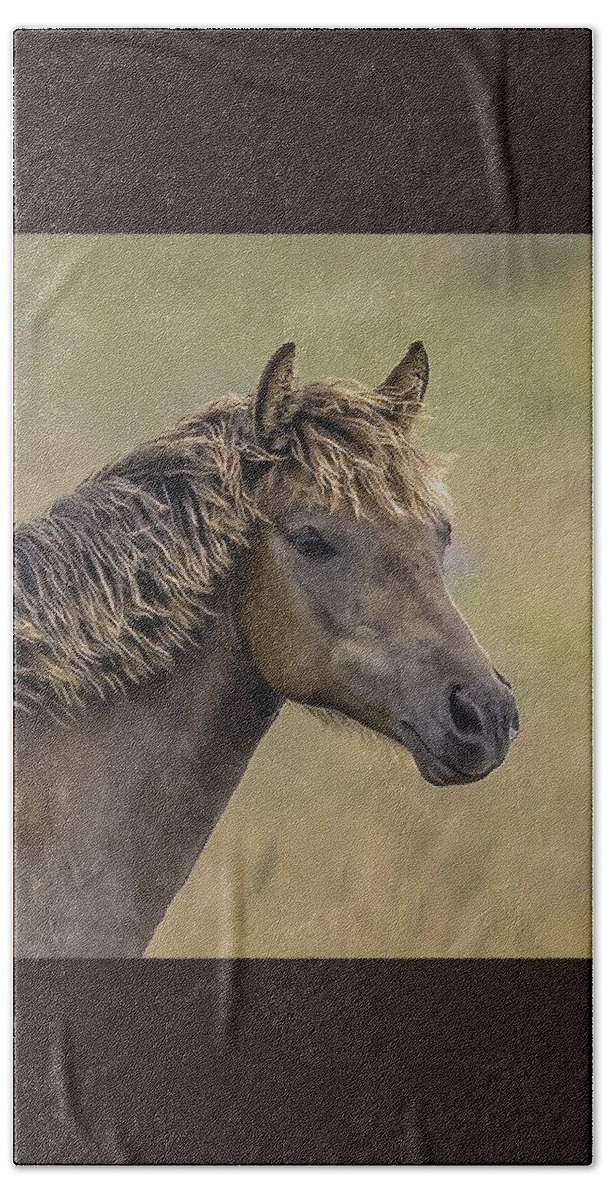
top-left (377, 341), bottom-right (429, 429)
top-left (253, 342), bottom-right (297, 444)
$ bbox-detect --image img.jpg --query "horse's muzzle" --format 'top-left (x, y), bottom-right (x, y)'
top-left (398, 676), bottom-right (519, 787)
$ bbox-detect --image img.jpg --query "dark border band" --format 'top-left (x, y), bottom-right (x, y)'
top-left (14, 28), bottom-right (591, 235)
top-left (14, 958), bottom-right (591, 1165)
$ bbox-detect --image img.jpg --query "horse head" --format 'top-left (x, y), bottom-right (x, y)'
top-left (238, 342), bottom-right (519, 786)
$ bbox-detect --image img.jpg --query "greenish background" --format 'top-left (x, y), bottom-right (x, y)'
top-left (14, 234), bottom-right (591, 957)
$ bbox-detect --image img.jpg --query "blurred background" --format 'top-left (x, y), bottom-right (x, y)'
top-left (14, 234), bottom-right (591, 957)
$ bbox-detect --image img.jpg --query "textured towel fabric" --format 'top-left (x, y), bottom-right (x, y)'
top-left (14, 28), bottom-right (590, 235)
top-left (13, 28), bottom-right (592, 1165)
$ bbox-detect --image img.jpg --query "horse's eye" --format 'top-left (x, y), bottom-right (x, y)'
top-left (288, 526), bottom-right (336, 560)
top-left (441, 520), bottom-right (452, 548)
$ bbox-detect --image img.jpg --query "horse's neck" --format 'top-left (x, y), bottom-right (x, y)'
top-left (15, 622), bottom-right (279, 957)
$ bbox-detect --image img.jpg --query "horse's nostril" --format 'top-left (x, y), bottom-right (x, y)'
top-left (509, 707), bottom-right (520, 740)
top-left (449, 685), bottom-right (484, 739)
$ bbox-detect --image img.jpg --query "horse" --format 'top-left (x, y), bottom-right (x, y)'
top-left (14, 340), bottom-right (519, 957)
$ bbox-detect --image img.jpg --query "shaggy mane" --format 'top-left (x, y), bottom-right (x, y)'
top-left (14, 381), bottom-right (446, 720)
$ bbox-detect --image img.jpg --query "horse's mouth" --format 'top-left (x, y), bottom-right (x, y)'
top-left (414, 755), bottom-right (495, 788)
top-left (304, 702), bottom-right (501, 788)
top-left (394, 719), bottom-right (496, 788)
